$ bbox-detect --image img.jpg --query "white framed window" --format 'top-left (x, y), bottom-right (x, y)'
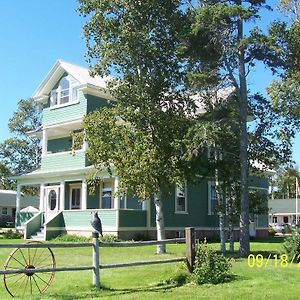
top-left (100, 181), bottom-right (113, 209)
top-left (44, 186), bottom-right (60, 211)
top-left (50, 76), bottom-right (78, 108)
top-left (70, 185), bottom-right (81, 210)
top-left (175, 183), bottom-right (187, 214)
top-left (2, 207), bottom-right (8, 215)
top-left (272, 216), bottom-right (277, 223)
top-left (208, 181), bottom-right (218, 215)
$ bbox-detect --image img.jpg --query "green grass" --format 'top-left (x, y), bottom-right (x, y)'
top-left (0, 237), bottom-right (299, 299)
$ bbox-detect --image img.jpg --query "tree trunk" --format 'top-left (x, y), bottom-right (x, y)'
top-left (237, 1), bottom-right (250, 258)
top-left (214, 150), bottom-right (226, 253)
top-left (229, 221), bottom-right (234, 252)
top-left (153, 190), bottom-right (166, 254)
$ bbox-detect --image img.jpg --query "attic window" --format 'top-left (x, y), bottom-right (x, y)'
top-left (50, 76), bottom-right (78, 107)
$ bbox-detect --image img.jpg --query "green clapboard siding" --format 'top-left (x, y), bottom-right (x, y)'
top-left (86, 94), bottom-right (111, 113)
top-left (41, 150), bottom-right (86, 171)
top-left (43, 91), bottom-right (87, 126)
top-left (118, 210), bottom-right (147, 227)
top-left (62, 210), bottom-right (117, 228)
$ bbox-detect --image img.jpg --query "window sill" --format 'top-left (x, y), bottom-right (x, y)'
top-left (47, 100), bottom-right (80, 110)
top-left (175, 211), bottom-right (189, 215)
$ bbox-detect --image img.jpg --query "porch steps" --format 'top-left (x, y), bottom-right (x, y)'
top-left (30, 227), bottom-right (45, 241)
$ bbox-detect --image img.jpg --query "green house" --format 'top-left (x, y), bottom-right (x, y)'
top-left (15, 60), bottom-right (269, 241)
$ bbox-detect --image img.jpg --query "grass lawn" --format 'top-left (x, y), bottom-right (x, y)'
top-left (0, 236), bottom-right (300, 299)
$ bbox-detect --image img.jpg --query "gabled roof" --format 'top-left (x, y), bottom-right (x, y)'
top-left (32, 60), bottom-right (112, 102)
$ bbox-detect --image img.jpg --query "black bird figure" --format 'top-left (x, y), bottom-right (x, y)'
top-left (91, 212), bottom-right (103, 237)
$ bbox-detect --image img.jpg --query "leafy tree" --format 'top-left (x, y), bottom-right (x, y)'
top-left (0, 98), bottom-right (42, 191)
top-left (78, 0), bottom-right (200, 253)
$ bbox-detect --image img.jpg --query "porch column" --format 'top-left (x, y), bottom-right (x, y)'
top-left (16, 184), bottom-right (21, 214)
top-left (60, 181), bottom-right (65, 211)
top-left (82, 180), bottom-right (87, 210)
top-left (42, 128), bottom-right (48, 156)
top-left (114, 176), bottom-right (119, 209)
top-left (39, 184), bottom-right (45, 211)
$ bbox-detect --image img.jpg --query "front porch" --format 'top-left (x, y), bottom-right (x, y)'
top-left (17, 208), bottom-right (148, 240)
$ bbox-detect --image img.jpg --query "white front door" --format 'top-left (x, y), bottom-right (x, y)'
top-left (44, 186), bottom-right (60, 223)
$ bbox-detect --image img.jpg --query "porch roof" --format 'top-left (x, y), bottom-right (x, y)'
top-left (14, 166), bottom-right (113, 184)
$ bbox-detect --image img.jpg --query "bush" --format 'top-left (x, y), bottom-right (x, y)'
top-left (192, 241), bottom-right (232, 284)
top-left (52, 234), bottom-right (92, 242)
top-left (100, 234), bottom-right (121, 242)
top-left (282, 229), bottom-right (300, 262)
top-left (3, 229), bottom-right (23, 239)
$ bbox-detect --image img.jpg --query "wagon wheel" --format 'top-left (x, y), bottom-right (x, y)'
top-left (3, 241), bottom-right (56, 297)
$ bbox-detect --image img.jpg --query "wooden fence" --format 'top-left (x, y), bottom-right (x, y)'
top-left (0, 227), bottom-right (196, 290)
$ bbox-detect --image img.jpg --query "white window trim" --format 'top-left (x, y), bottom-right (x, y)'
top-left (49, 76), bottom-right (79, 109)
top-left (175, 182), bottom-right (188, 214)
top-left (100, 182), bottom-right (113, 209)
top-left (2, 207), bottom-right (8, 215)
top-left (69, 184), bottom-right (82, 210)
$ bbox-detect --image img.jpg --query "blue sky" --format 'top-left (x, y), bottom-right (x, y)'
top-left (0, 0), bottom-right (299, 167)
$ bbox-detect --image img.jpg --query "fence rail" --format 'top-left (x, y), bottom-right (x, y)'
top-left (0, 228), bottom-right (196, 292)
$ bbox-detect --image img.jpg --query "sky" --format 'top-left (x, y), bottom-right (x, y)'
top-left (0, 0), bottom-right (299, 167)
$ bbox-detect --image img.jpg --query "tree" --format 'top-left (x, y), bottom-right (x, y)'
top-left (0, 98), bottom-right (42, 190)
top-left (271, 166), bottom-right (300, 199)
top-left (268, 6), bottom-right (300, 129)
top-left (183, 0), bottom-right (295, 256)
top-left (78, 0), bottom-right (199, 253)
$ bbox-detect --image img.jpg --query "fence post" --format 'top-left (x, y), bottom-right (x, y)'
top-left (92, 231), bottom-right (100, 288)
top-left (185, 227), bottom-right (195, 273)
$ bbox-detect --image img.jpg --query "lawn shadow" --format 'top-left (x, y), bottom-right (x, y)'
top-left (48, 282), bottom-right (179, 299)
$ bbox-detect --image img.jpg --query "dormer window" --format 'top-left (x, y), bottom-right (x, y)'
top-left (50, 76), bottom-right (78, 107)
top-left (59, 78), bottom-right (70, 104)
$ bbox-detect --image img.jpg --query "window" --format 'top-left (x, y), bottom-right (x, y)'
top-left (48, 189), bottom-right (58, 211)
top-left (175, 183), bottom-right (187, 213)
top-left (2, 207), bottom-right (8, 215)
top-left (208, 182), bottom-right (218, 215)
top-left (70, 186), bottom-right (81, 209)
top-left (272, 216), bottom-right (277, 223)
top-left (50, 76), bottom-right (78, 107)
top-left (101, 182), bottom-right (113, 209)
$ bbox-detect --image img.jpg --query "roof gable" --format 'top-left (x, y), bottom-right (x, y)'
top-left (32, 60), bottom-right (111, 102)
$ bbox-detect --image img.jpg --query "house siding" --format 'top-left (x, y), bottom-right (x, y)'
top-left (119, 210), bottom-right (147, 227)
top-left (62, 210), bottom-right (117, 228)
top-left (41, 150), bottom-right (86, 171)
top-left (43, 91), bottom-right (87, 126)
top-left (86, 94), bottom-right (110, 113)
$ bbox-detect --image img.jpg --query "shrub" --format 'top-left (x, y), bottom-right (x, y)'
top-left (3, 229), bottom-right (23, 239)
top-left (100, 234), bottom-right (121, 242)
top-left (52, 234), bottom-right (92, 242)
top-left (192, 241), bottom-right (232, 284)
top-left (282, 229), bottom-right (300, 262)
